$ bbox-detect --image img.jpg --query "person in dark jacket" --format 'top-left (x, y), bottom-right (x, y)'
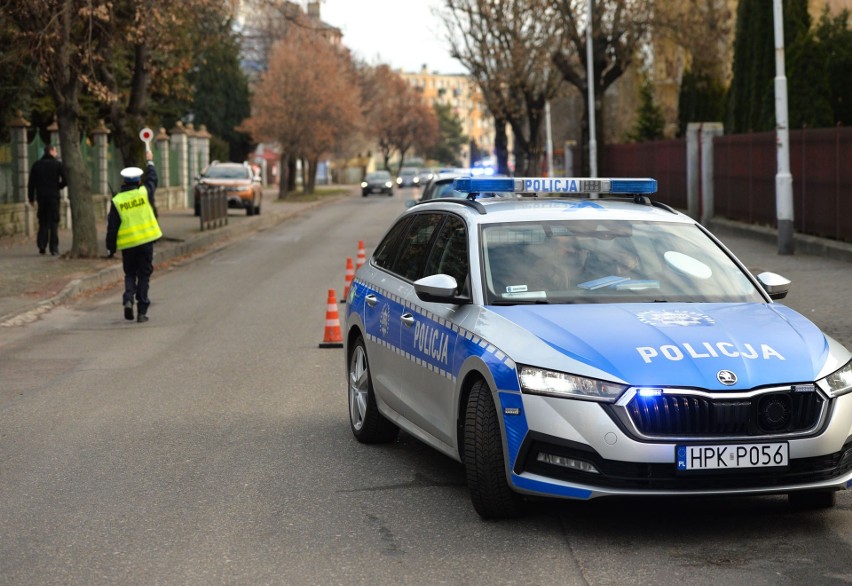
top-left (105, 150), bottom-right (161, 323)
top-left (27, 145), bottom-right (67, 255)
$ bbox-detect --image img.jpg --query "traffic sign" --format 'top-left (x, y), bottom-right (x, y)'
top-left (139, 127), bottom-right (154, 152)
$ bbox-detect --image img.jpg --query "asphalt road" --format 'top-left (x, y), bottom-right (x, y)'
top-left (0, 189), bottom-right (850, 585)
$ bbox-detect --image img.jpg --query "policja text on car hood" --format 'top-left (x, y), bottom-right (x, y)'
top-left (489, 303), bottom-right (830, 390)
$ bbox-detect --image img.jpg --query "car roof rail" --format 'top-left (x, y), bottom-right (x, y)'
top-left (413, 197), bottom-right (487, 214)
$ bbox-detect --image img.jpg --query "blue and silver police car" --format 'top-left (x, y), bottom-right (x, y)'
top-left (344, 177), bottom-right (852, 518)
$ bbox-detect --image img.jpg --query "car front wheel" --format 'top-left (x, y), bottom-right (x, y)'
top-left (464, 379), bottom-right (523, 519)
top-left (348, 336), bottom-right (399, 443)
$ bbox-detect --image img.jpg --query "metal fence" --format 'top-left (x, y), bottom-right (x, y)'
top-left (602, 139), bottom-right (687, 210)
top-left (600, 126), bottom-right (851, 244)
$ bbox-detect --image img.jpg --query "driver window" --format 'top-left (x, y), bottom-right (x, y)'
top-left (424, 216), bottom-right (469, 295)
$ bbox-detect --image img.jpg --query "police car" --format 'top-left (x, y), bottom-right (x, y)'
top-left (344, 176), bottom-right (852, 519)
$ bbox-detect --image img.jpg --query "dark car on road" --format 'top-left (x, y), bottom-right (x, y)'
top-left (361, 171), bottom-right (394, 197)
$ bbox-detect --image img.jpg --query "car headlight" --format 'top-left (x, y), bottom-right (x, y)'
top-left (385, 181), bottom-right (393, 188)
top-left (396, 178), bottom-right (402, 184)
top-left (518, 365), bottom-right (627, 402)
top-left (819, 360), bottom-right (852, 398)
top-left (361, 181), bottom-right (368, 188)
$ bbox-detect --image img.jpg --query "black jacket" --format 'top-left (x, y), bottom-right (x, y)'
top-left (28, 154), bottom-right (67, 203)
top-left (106, 162), bottom-right (159, 253)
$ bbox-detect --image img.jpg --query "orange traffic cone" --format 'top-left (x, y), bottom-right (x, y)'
top-left (342, 257), bottom-right (355, 303)
top-left (355, 240), bottom-right (366, 271)
top-left (319, 288), bottom-right (344, 348)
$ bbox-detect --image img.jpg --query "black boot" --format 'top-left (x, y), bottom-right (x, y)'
top-left (137, 313), bottom-right (149, 323)
top-left (124, 300), bottom-right (134, 321)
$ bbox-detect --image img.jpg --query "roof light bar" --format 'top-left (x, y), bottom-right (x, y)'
top-left (452, 177), bottom-right (657, 195)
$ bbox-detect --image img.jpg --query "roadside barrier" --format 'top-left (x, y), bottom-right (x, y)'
top-left (342, 257), bottom-right (355, 302)
top-left (319, 288), bottom-right (344, 348)
top-left (356, 240), bottom-right (366, 270)
top-left (198, 186), bottom-right (228, 231)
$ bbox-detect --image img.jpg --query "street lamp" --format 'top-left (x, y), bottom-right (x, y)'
top-left (773, 0), bottom-right (794, 254)
top-left (586, 0), bottom-right (598, 196)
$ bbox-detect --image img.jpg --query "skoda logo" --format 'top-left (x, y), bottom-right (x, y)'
top-left (717, 370), bottom-right (738, 386)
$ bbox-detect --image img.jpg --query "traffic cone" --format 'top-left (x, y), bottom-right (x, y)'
top-left (342, 257), bottom-right (355, 303)
top-left (319, 288), bottom-right (344, 348)
top-left (355, 240), bottom-right (366, 271)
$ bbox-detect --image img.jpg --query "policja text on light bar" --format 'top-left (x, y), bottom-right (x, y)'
top-left (452, 177), bottom-right (658, 195)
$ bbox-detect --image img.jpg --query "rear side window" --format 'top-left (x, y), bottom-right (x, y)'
top-left (373, 217), bottom-right (411, 270)
top-left (392, 214), bottom-right (444, 281)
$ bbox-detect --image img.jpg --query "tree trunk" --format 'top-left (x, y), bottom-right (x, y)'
top-left (494, 117), bottom-right (510, 176)
top-left (278, 153), bottom-right (289, 200)
top-left (57, 108), bottom-right (99, 257)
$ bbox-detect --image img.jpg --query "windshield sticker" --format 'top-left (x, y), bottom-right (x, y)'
top-left (637, 310), bottom-right (715, 327)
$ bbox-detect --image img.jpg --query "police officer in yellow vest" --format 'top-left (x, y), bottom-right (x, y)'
top-left (106, 150), bottom-right (161, 323)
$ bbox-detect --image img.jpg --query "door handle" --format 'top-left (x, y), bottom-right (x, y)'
top-left (401, 313), bottom-right (415, 327)
top-left (366, 294), bottom-right (378, 307)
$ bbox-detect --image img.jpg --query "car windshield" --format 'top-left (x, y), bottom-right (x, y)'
top-left (205, 166), bottom-right (249, 180)
top-left (480, 220), bottom-right (764, 305)
top-left (368, 172), bottom-right (391, 181)
top-left (400, 169), bottom-right (417, 176)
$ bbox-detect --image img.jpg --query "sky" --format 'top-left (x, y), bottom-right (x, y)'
top-left (320, 0), bottom-right (467, 75)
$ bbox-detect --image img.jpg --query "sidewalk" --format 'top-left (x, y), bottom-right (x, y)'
top-left (0, 186), bottom-right (357, 326)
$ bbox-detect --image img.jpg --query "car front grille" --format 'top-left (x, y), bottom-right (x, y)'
top-left (519, 437), bottom-right (852, 491)
top-left (624, 388), bottom-right (825, 438)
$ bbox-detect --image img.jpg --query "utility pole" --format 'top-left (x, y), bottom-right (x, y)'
top-left (586, 0), bottom-right (598, 197)
top-left (773, 0), bottom-right (794, 254)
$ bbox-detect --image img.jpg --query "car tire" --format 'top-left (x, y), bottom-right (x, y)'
top-left (254, 204), bottom-right (261, 215)
top-left (348, 336), bottom-right (399, 443)
top-left (362, 191), bottom-right (368, 197)
top-left (464, 379), bottom-right (523, 519)
top-left (386, 190), bottom-right (393, 197)
top-left (788, 489), bottom-right (836, 510)
top-left (246, 203), bottom-right (254, 216)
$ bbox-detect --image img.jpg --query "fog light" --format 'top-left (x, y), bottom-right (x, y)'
top-left (536, 452), bottom-right (600, 474)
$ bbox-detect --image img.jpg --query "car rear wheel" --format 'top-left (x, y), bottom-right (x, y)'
top-left (348, 336), bottom-right (399, 443)
top-left (464, 379), bottom-right (523, 519)
top-left (788, 489), bottom-right (836, 510)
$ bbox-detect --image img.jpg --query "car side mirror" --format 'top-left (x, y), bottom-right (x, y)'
top-left (414, 274), bottom-right (469, 304)
top-left (756, 271), bottom-right (791, 300)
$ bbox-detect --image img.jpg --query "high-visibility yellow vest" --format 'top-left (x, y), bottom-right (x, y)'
top-left (112, 186), bottom-right (162, 250)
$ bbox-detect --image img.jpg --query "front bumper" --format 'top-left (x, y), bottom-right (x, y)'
top-left (502, 390), bottom-right (852, 499)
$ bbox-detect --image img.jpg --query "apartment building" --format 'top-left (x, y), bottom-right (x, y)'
top-left (401, 66), bottom-right (494, 167)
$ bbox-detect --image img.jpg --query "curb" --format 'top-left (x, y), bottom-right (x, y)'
top-left (0, 196), bottom-right (342, 327)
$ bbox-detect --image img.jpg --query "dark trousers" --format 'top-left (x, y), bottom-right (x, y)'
top-left (121, 242), bottom-right (155, 314)
top-left (36, 196), bottom-right (60, 253)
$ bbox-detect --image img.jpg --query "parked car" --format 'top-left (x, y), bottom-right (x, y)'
top-left (417, 172), bottom-right (468, 202)
top-left (345, 175), bottom-right (852, 518)
top-left (361, 171), bottom-right (394, 197)
top-left (193, 161), bottom-right (262, 216)
top-left (396, 168), bottom-right (420, 187)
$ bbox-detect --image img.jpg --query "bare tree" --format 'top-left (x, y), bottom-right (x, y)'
top-left (551, 0), bottom-right (653, 173)
top-left (440, 0), bottom-right (563, 176)
top-left (240, 30), bottom-right (361, 196)
top-left (359, 65), bottom-right (439, 173)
